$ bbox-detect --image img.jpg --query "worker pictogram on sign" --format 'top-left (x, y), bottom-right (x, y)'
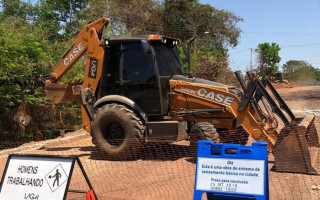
top-left (45, 164), bottom-right (69, 192)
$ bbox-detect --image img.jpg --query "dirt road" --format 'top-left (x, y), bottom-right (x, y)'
top-left (277, 86), bottom-right (320, 131)
top-left (278, 86), bottom-right (320, 112)
top-left (0, 86), bottom-right (319, 200)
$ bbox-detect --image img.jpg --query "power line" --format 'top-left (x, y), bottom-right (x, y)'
top-left (230, 43), bottom-right (320, 54)
top-left (229, 48), bottom-right (250, 55)
top-left (243, 31), bottom-right (320, 36)
top-left (281, 43), bottom-right (320, 48)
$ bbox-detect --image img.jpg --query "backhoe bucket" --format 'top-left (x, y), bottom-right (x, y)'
top-left (44, 82), bottom-right (74, 103)
top-left (273, 115), bottom-right (320, 174)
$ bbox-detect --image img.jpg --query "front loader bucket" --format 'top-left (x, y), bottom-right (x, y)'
top-left (273, 115), bottom-right (320, 174)
top-left (44, 82), bottom-right (74, 103)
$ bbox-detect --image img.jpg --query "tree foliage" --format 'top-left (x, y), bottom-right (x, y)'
top-left (283, 60), bottom-right (320, 85)
top-left (162, 0), bottom-right (242, 46)
top-left (38, 0), bottom-right (90, 37)
top-left (0, 17), bottom-right (53, 114)
top-left (1, 0), bottom-right (33, 20)
top-left (158, 0), bottom-right (242, 83)
top-left (255, 42), bottom-right (281, 77)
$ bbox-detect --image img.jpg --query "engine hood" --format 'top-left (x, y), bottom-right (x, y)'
top-left (171, 75), bottom-right (243, 100)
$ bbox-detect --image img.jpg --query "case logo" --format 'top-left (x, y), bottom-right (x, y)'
top-left (180, 87), bottom-right (235, 106)
top-left (63, 42), bottom-right (84, 66)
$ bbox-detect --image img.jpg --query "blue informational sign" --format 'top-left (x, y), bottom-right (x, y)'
top-left (193, 141), bottom-right (268, 200)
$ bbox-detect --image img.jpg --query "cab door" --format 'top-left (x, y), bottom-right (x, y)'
top-left (121, 42), bottom-right (162, 116)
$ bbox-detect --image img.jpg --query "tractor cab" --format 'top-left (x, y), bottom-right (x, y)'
top-left (100, 35), bottom-right (185, 117)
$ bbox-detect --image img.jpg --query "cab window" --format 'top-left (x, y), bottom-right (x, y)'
top-left (122, 42), bottom-right (156, 84)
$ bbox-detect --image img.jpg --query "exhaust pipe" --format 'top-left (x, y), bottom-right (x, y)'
top-left (187, 36), bottom-right (196, 78)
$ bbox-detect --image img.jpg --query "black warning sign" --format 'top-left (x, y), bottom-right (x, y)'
top-left (45, 164), bottom-right (69, 192)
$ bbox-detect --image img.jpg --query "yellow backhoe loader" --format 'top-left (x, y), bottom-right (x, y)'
top-left (41, 17), bottom-right (319, 174)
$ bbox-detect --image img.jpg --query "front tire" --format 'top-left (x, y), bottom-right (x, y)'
top-left (91, 103), bottom-right (144, 160)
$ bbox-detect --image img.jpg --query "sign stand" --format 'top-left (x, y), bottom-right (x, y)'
top-left (0, 154), bottom-right (98, 200)
top-left (68, 156), bottom-right (98, 200)
top-left (194, 141), bottom-right (269, 200)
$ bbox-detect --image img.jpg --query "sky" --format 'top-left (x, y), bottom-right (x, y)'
top-left (200, 0), bottom-right (320, 72)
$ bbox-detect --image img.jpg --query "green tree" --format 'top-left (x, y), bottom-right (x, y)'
top-left (0, 0), bottom-right (33, 20)
top-left (255, 42), bottom-right (281, 77)
top-left (282, 60), bottom-right (318, 85)
top-left (161, 0), bottom-right (241, 83)
top-left (0, 17), bottom-right (53, 114)
top-left (32, 1), bottom-right (62, 41)
top-left (77, 0), bottom-right (109, 22)
top-left (162, 0), bottom-right (241, 46)
top-left (316, 68), bottom-right (320, 83)
top-left (37, 0), bottom-right (89, 37)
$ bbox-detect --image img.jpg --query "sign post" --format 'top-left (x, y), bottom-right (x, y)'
top-left (0, 154), bottom-right (97, 200)
top-left (194, 141), bottom-right (268, 200)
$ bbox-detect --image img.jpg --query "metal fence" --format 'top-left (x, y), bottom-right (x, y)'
top-left (1, 123), bottom-right (320, 200)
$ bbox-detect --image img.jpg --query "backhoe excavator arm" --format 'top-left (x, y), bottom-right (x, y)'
top-left (41, 17), bottom-right (109, 84)
top-left (41, 17), bottom-right (110, 131)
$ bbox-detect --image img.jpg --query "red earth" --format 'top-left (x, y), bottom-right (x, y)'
top-left (0, 86), bottom-right (319, 200)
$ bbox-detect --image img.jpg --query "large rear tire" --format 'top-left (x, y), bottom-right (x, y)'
top-left (190, 122), bottom-right (220, 155)
top-left (91, 103), bottom-right (144, 160)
